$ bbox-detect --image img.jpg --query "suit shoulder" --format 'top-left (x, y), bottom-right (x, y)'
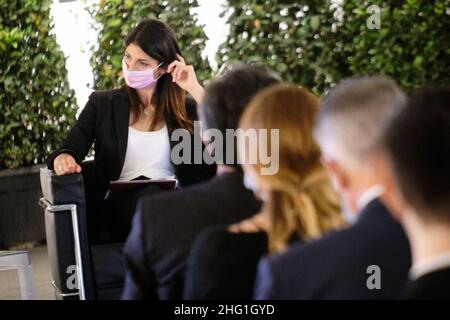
top-left (88, 88), bottom-right (124, 102)
top-left (268, 213), bottom-right (401, 275)
top-left (269, 227), bottom-right (352, 271)
top-left (189, 225), bottom-right (230, 262)
top-left (192, 225), bottom-right (231, 252)
top-left (85, 88), bottom-right (127, 114)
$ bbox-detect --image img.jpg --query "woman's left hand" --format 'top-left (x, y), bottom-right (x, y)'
top-left (167, 54), bottom-right (205, 104)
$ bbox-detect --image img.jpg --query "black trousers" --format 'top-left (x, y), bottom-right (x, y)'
top-left (95, 183), bottom-right (165, 243)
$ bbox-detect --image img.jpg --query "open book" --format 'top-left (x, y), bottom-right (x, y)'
top-left (105, 177), bottom-right (177, 199)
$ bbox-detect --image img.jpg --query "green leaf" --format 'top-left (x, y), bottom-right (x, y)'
top-left (413, 55), bottom-right (423, 68)
top-left (310, 15), bottom-right (320, 31)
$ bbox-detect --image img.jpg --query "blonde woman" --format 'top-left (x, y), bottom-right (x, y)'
top-left (183, 84), bottom-right (345, 299)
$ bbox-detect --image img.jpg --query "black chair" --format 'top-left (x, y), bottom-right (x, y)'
top-left (39, 161), bottom-right (125, 300)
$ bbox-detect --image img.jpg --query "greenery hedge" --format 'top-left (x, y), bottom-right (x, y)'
top-left (217, 0), bottom-right (450, 95)
top-left (0, 0), bottom-right (77, 169)
top-left (88, 0), bottom-right (212, 90)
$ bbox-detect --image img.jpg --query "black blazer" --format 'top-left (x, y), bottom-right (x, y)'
top-left (184, 226), bottom-right (302, 299)
top-left (184, 225), bottom-right (268, 300)
top-left (46, 86), bottom-right (216, 201)
top-left (403, 268), bottom-right (450, 300)
top-left (122, 171), bottom-right (261, 300)
top-left (254, 199), bottom-right (412, 299)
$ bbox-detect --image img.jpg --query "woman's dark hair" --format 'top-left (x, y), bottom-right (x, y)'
top-left (125, 18), bottom-right (192, 131)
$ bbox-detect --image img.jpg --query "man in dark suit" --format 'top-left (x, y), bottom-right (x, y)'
top-left (254, 77), bottom-right (412, 299)
top-left (378, 87), bottom-right (450, 300)
top-left (122, 64), bottom-right (281, 299)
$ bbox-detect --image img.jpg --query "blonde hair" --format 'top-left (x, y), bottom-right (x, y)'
top-left (239, 84), bottom-right (345, 253)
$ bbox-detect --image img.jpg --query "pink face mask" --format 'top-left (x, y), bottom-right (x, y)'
top-left (122, 59), bottom-right (164, 89)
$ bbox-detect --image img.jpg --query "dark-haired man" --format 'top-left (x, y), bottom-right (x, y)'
top-left (378, 87), bottom-right (450, 299)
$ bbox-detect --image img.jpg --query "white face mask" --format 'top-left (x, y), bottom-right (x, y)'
top-left (243, 171), bottom-right (269, 202)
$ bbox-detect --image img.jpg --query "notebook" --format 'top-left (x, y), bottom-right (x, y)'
top-left (104, 177), bottom-right (177, 199)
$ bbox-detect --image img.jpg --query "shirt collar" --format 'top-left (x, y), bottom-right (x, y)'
top-left (410, 251), bottom-right (450, 280)
top-left (357, 184), bottom-right (385, 211)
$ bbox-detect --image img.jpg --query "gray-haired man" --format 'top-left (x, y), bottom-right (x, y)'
top-left (254, 77), bottom-right (412, 299)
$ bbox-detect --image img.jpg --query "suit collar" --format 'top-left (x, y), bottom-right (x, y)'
top-left (410, 251), bottom-right (450, 281)
top-left (357, 197), bottom-right (388, 223)
top-left (357, 185), bottom-right (385, 212)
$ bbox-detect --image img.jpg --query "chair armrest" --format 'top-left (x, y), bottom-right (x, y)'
top-left (40, 168), bottom-right (85, 206)
top-left (39, 167), bottom-right (95, 299)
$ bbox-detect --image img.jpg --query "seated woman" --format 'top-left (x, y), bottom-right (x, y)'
top-left (47, 19), bottom-right (215, 242)
top-left (183, 84), bottom-right (346, 299)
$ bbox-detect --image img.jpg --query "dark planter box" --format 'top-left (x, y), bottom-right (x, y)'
top-left (0, 165), bottom-right (46, 248)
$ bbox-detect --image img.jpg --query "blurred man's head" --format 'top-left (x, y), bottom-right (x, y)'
top-left (200, 64), bottom-right (281, 168)
top-left (379, 87), bottom-right (450, 227)
top-left (314, 76), bottom-right (406, 220)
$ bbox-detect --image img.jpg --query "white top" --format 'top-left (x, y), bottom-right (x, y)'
top-left (410, 251), bottom-right (450, 280)
top-left (119, 125), bottom-right (175, 181)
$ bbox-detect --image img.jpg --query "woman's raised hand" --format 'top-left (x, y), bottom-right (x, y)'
top-left (167, 54), bottom-right (205, 104)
